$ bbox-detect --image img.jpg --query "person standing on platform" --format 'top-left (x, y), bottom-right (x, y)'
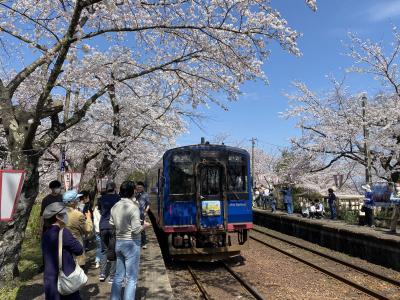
top-left (42, 202), bottom-right (83, 300)
top-left (262, 187), bottom-right (269, 210)
top-left (327, 188), bottom-right (337, 220)
top-left (40, 180), bottom-right (63, 219)
top-left (136, 181), bottom-right (150, 249)
top-left (253, 188), bottom-right (260, 207)
top-left (281, 189), bottom-right (288, 212)
top-left (362, 184), bottom-right (375, 228)
top-left (39, 180), bottom-right (63, 273)
top-left (110, 181), bottom-right (150, 300)
top-left (389, 183), bottom-right (400, 234)
top-left (270, 188), bottom-right (277, 213)
top-left (284, 187), bottom-right (293, 214)
top-left (98, 181), bottom-right (120, 283)
top-left (63, 190), bottom-right (93, 268)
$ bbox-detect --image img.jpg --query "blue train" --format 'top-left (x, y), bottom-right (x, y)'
top-left (148, 140), bottom-right (253, 261)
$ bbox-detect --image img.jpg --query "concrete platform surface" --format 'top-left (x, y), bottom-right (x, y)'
top-left (253, 208), bottom-right (400, 271)
top-left (136, 223), bottom-right (174, 300)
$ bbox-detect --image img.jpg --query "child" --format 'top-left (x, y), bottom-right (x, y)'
top-left (315, 200), bottom-right (324, 219)
top-left (301, 201), bottom-right (309, 218)
top-left (309, 202), bottom-right (316, 219)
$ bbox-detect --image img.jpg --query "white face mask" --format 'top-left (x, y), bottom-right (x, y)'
top-left (78, 202), bottom-right (85, 212)
top-left (52, 188), bottom-right (61, 195)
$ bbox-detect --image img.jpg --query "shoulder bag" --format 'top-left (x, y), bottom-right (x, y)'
top-left (57, 228), bottom-right (88, 295)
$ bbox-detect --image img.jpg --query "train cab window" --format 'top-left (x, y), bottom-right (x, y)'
top-left (227, 155), bottom-right (247, 192)
top-left (169, 162), bottom-right (194, 195)
top-left (200, 166), bottom-right (221, 196)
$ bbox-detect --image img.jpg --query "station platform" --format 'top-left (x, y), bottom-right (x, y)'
top-left (135, 223), bottom-right (173, 300)
top-left (16, 223), bottom-right (173, 300)
top-left (253, 208), bottom-right (400, 272)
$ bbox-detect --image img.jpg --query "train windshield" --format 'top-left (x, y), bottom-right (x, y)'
top-left (227, 154), bottom-right (247, 192)
top-left (170, 153), bottom-right (194, 195)
top-left (200, 166), bottom-right (221, 196)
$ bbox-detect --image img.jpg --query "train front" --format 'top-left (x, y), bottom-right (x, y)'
top-left (159, 144), bottom-right (253, 261)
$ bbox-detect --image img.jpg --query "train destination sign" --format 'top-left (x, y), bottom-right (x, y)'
top-left (0, 170), bottom-right (25, 221)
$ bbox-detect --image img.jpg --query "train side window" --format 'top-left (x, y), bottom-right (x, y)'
top-left (227, 156), bottom-right (247, 192)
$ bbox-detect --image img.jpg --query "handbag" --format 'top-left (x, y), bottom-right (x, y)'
top-left (57, 228), bottom-right (88, 295)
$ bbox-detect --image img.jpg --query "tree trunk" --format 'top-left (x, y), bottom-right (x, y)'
top-left (391, 172), bottom-right (400, 183)
top-left (0, 154), bottom-right (40, 283)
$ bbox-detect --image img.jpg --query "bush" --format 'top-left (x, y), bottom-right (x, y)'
top-left (342, 210), bottom-right (359, 225)
top-left (25, 204), bottom-right (41, 241)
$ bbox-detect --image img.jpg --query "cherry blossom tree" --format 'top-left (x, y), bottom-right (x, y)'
top-left (285, 29), bottom-right (400, 190)
top-left (251, 147), bottom-right (278, 187)
top-left (0, 0), bottom-right (316, 280)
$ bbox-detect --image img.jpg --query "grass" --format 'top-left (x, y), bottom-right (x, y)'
top-left (1, 204), bottom-right (42, 300)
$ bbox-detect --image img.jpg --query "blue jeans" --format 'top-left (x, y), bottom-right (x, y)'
top-left (271, 201), bottom-right (276, 212)
top-left (95, 232), bottom-right (101, 263)
top-left (286, 202), bottom-right (293, 214)
top-left (329, 202), bottom-right (337, 219)
top-left (111, 239), bottom-right (141, 300)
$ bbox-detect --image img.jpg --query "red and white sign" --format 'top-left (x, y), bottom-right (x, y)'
top-left (97, 177), bottom-right (109, 192)
top-left (0, 170), bottom-right (25, 221)
top-left (64, 172), bottom-right (82, 191)
top-left (64, 172), bottom-right (72, 191)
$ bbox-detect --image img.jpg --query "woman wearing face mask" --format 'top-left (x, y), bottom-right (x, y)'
top-left (63, 190), bottom-right (93, 268)
top-left (42, 202), bottom-right (83, 300)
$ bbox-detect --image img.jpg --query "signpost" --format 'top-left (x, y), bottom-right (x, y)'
top-left (64, 171), bottom-right (82, 191)
top-left (0, 170), bottom-right (25, 221)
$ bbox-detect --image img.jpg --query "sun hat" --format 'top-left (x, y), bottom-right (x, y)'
top-left (361, 184), bottom-right (371, 191)
top-left (43, 202), bottom-right (67, 219)
top-left (63, 190), bottom-right (83, 203)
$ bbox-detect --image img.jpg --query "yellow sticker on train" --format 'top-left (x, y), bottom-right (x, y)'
top-left (202, 200), bottom-right (221, 216)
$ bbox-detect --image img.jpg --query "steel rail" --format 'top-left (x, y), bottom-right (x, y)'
top-left (252, 227), bottom-right (400, 287)
top-left (221, 262), bottom-right (267, 300)
top-left (187, 265), bottom-right (212, 300)
top-left (250, 235), bottom-right (391, 300)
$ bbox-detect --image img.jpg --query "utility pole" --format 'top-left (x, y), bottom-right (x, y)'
top-left (362, 95), bottom-right (372, 185)
top-left (250, 137), bottom-right (257, 188)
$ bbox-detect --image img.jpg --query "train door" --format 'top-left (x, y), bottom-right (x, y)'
top-left (196, 163), bottom-right (225, 230)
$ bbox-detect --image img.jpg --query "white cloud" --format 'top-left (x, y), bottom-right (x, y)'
top-left (365, 0), bottom-right (400, 22)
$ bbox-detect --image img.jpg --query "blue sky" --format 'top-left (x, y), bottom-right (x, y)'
top-left (177, 0), bottom-right (400, 153)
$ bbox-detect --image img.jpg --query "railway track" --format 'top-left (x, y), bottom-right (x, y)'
top-left (251, 226), bottom-right (400, 300)
top-left (187, 262), bottom-right (266, 300)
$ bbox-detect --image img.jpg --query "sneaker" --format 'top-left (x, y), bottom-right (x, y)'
top-left (99, 274), bottom-right (106, 282)
top-left (95, 261), bottom-right (100, 269)
top-left (371, 225), bottom-right (376, 228)
top-left (142, 245), bottom-right (147, 249)
top-left (108, 277), bottom-right (114, 284)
